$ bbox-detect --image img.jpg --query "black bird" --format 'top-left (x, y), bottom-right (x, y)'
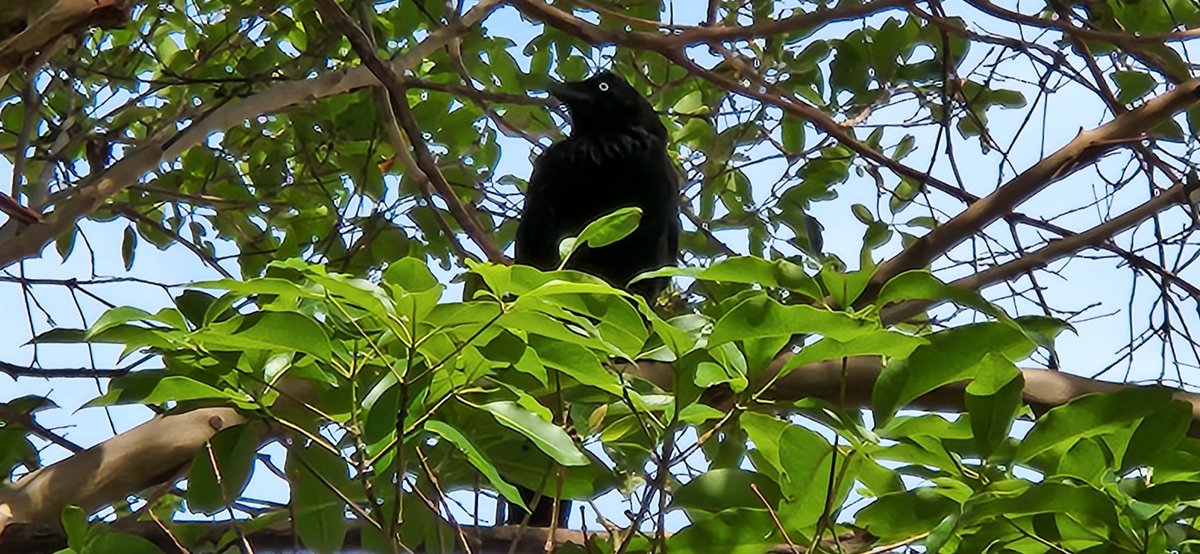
top-left (508, 71), bottom-right (681, 527)
top-left (517, 71), bottom-right (680, 300)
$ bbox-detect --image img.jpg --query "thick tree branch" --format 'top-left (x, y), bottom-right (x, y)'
top-left (0, 0), bottom-right (131, 78)
top-left (966, 0), bottom-right (1200, 45)
top-left (882, 180), bottom-right (1199, 322)
top-left (0, 408), bottom-right (247, 528)
top-left (870, 77), bottom-right (1200, 294)
top-left (623, 357), bottom-right (1200, 433)
top-left (512, 0), bottom-right (909, 48)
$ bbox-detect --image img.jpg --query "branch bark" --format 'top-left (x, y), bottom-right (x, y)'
top-left (0, 408), bottom-right (247, 528)
top-left (623, 357), bottom-right (1200, 433)
top-left (870, 77), bottom-right (1200, 296)
top-left (313, 0), bottom-right (508, 264)
top-left (881, 180), bottom-right (1197, 323)
top-left (0, 0), bottom-right (131, 79)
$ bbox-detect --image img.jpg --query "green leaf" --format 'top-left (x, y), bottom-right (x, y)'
top-left (55, 225), bottom-right (77, 260)
top-left (851, 203), bottom-right (873, 224)
top-left (781, 329), bottom-right (927, 376)
top-left (893, 134), bottom-right (916, 160)
top-left (1124, 395), bottom-right (1191, 469)
top-left (818, 266), bottom-right (873, 307)
top-left (963, 481), bottom-right (1120, 533)
top-left (87, 532), bottom-right (167, 553)
top-left (1016, 387), bottom-right (1184, 465)
top-left (61, 505), bottom-right (88, 552)
top-left (873, 322), bottom-right (1035, 425)
top-left (383, 256), bottom-right (440, 292)
top-left (479, 401), bottom-right (588, 467)
top-left (708, 295), bottom-right (872, 346)
top-left (286, 443), bottom-right (350, 554)
top-left (558, 207), bottom-right (643, 268)
top-left (666, 509), bottom-right (779, 554)
top-left (121, 225), bottom-right (137, 271)
top-left (963, 355), bottom-right (1023, 458)
top-left (194, 311), bottom-right (332, 362)
top-left (1138, 481), bottom-right (1200, 504)
top-left (86, 307), bottom-right (157, 338)
top-left (86, 373), bottom-right (249, 408)
top-left (1112, 70), bottom-right (1156, 104)
top-left (635, 256), bottom-right (822, 300)
top-left (857, 488), bottom-right (960, 539)
top-left (672, 468), bottom-right (782, 514)
top-left (28, 328), bottom-right (88, 344)
top-left (192, 277), bottom-right (315, 300)
top-left (187, 425), bottom-right (260, 514)
top-left (672, 91), bottom-right (708, 115)
top-left (776, 425), bottom-right (842, 532)
top-left (877, 270), bottom-right (1007, 321)
top-left (988, 88), bottom-right (1026, 108)
top-left (528, 336), bottom-right (623, 394)
top-left (781, 115), bottom-right (805, 155)
top-left (426, 420), bottom-right (527, 511)
top-left (306, 271), bottom-right (397, 318)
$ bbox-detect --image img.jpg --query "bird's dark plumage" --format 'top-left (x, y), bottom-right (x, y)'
top-left (516, 70), bottom-right (680, 300)
top-left (507, 71), bottom-right (681, 527)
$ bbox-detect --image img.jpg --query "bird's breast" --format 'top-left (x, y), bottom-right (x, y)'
top-left (561, 132), bottom-right (659, 168)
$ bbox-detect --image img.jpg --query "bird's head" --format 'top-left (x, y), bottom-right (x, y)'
top-left (547, 71), bottom-right (666, 140)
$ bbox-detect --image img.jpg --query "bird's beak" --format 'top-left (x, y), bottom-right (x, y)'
top-left (546, 80), bottom-right (592, 105)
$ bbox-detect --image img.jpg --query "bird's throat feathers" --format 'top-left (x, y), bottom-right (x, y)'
top-left (559, 126), bottom-right (665, 167)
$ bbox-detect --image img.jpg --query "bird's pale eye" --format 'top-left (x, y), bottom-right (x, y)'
top-left (598, 82), bottom-right (610, 92)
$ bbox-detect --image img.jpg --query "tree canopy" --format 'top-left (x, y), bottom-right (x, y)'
top-left (4, 0), bottom-right (1200, 552)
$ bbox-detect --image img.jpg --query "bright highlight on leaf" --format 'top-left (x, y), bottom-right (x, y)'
top-left (558, 207), bottom-right (643, 270)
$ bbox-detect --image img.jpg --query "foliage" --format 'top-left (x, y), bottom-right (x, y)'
top-left (21, 256), bottom-right (1199, 552)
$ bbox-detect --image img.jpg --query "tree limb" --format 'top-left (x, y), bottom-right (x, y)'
top-left (0, 407), bottom-right (247, 528)
top-left (871, 77), bottom-right (1200, 295)
top-left (313, 0), bottom-right (508, 264)
top-left (882, 180), bottom-right (1198, 322)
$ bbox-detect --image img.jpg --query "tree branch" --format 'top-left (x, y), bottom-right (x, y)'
top-left (882, 180), bottom-right (1200, 322)
top-left (623, 357), bottom-right (1200, 434)
top-left (870, 77), bottom-right (1200, 295)
top-left (966, 0), bottom-right (1200, 45)
top-left (313, 0), bottom-right (508, 264)
top-left (0, 407), bottom-right (248, 527)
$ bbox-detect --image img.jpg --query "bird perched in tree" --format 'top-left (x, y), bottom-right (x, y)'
top-left (517, 70), bottom-right (680, 301)
top-left (509, 71), bottom-right (681, 527)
